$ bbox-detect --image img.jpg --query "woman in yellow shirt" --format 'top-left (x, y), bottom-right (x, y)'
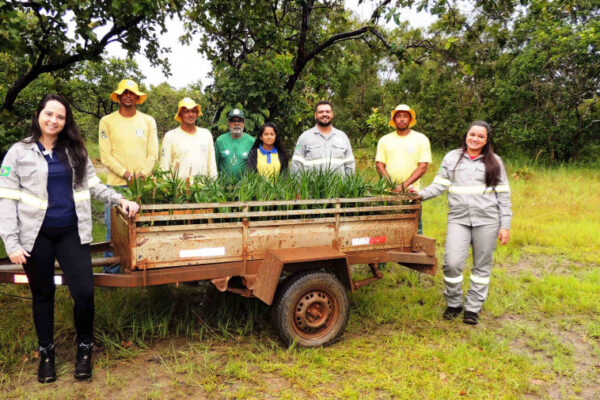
top-left (247, 123), bottom-right (289, 176)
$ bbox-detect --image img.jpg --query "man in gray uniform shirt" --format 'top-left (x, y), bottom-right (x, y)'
top-left (291, 101), bottom-right (355, 176)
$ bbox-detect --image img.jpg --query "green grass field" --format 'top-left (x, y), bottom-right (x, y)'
top-left (0, 152), bottom-right (599, 399)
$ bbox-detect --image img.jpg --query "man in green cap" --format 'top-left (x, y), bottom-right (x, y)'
top-left (215, 108), bottom-right (255, 181)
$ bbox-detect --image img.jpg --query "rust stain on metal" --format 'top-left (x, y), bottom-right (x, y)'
top-left (242, 274), bottom-right (257, 290)
top-left (226, 287), bottom-right (252, 297)
top-left (105, 197), bottom-right (436, 293)
top-left (182, 232), bottom-right (206, 240)
top-left (211, 277), bottom-right (230, 292)
top-left (352, 263), bottom-right (383, 289)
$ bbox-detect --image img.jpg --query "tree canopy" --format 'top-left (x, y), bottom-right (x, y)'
top-left (0, 0), bottom-right (598, 163)
top-left (0, 0), bottom-right (185, 112)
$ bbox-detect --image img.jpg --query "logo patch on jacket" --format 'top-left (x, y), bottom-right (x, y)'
top-left (0, 166), bottom-right (11, 177)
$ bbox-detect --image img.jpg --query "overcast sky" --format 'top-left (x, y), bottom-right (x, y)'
top-left (105, 2), bottom-right (435, 89)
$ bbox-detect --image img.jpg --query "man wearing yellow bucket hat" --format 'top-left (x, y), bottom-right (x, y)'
top-left (160, 98), bottom-right (217, 179)
top-left (99, 79), bottom-right (158, 273)
top-left (375, 104), bottom-right (431, 233)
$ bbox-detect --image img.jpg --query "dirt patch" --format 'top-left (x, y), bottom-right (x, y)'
top-left (2, 337), bottom-right (299, 399)
top-left (501, 315), bottom-right (600, 400)
top-left (500, 255), bottom-right (590, 277)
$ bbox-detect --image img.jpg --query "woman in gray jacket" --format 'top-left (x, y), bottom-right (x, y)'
top-left (418, 121), bottom-right (512, 325)
top-left (0, 94), bottom-right (139, 382)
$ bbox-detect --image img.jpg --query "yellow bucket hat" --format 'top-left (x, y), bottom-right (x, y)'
top-left (174, 97), bottom-right (202, 122)
top-left (389, 104), bottom-right (417, 128)
top-left (110, 79), bottom-right (147, 104)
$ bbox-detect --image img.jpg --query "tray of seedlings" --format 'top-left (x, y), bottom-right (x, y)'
top-left (111, 170), bottom-right (422, 271)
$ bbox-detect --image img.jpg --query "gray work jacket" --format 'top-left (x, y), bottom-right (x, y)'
top-left (290, 126), bottom-right (355, 176)
top-left (419, 149), bottom-right (512, 229)
top-left (0, 139), bottom-right (123, 255)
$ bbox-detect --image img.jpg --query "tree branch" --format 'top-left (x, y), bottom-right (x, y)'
top-left (2, 15), bottom-right (145, 111)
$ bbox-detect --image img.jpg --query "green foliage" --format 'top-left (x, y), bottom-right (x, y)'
top-left (56, 58), bottom-right (146, 139)
top-left (0, 0), bottom-right (185, 151)
top-left (212, 103), bottom-right (270, 136)
top-left (119, 169), bottom-right (395, 205)
top-left (387, 0), bottom-right (600, 162)
top-left (142, 82), bottom-right (207, 139)
top-left (365, 107), bottom-right (391, 147)
top-left (491, 0), bottom-right (600, 162)
top-left (185, 0), bottom-right (398, 142)
top-left (0, 0), bottom-right (186, 110)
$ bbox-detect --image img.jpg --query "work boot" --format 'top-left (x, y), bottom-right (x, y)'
top-left (74, 342), bottom-right (93, 380)
top-left (463, 311), bottom-right (479, 325)
top-left (443, 306), bottom-right (463, 320)
top-left (37, 344), bottom-right (56, 383)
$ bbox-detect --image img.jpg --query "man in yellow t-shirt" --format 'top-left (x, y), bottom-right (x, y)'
top-left (375, 104), bottom-right (431, 233)
top-left (99, 79), bottom-right (158, 272)
top-left (160, 98), bottom-right (217, 179)
top-left (99, 79), bottom-right (158, 185)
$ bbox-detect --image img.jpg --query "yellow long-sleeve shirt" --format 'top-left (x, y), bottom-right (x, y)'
top-left (99, 111), bottom-right (158, 185)
top-left (159, 127), bottom-right (218, 179)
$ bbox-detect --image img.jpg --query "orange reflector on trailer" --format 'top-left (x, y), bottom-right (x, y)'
top-left (14, 274), bottom-right (63, 285)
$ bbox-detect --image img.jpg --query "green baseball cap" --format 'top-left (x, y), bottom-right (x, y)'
top-left (227, 108), bottom-right (246, 120)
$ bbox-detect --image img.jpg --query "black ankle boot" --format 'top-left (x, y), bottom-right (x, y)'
top-left (74, 342), bottom-right (93, 380)
top-left (443, 306), bottom-right (463, 320)
top-left (38, 344), bottom-right (56, 383)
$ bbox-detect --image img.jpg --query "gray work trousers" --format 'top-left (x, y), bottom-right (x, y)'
top-left (442, 222), bottom-right (499, 312)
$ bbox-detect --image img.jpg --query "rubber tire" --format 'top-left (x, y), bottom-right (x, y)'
top-left (271, 271), bottom-right (349, 347)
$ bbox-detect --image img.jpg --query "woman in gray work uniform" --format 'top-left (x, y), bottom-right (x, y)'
top-left (0, 94), bottom-right (139, 382)
top-left (418, 121), bottom-right (512, 325)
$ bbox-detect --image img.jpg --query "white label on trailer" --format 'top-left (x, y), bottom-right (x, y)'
top-left (179, 247), bottom-right (225, 258)
top-left (352, 236), bottom-right (387, 246)
top-left (352, 237), bottom-right (370, 246)
top-left (14, 274), bottom-right (62, 285)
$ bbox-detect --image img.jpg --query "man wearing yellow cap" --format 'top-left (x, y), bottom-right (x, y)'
top-left (160, 98), bottom-right (217, 179)
top-left (375, 104), bottom-right (431, 233)
top-left (99, 79), bottom-right (158, 272)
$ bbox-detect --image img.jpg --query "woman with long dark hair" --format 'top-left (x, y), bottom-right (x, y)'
top-left (247, 123), bottom-right (290, 176)
top-left (0, 94), bottom-right (139, 382)
top-left (418, 121), bottom-right (512, 325)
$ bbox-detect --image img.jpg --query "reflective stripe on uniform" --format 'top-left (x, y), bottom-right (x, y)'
top-left (73, 190), bottom-right (90, 202)
top-left (88, 176), bottom-right (101, 188)
top-left (292, 155), bottom-right (353, 167)
top-left (20, 192), bottom-right (48, 209)
top-left (433, 176), bottom-right (451, 186)
top-left (449, 184), bottom-right (511, 194)
top-left (444, 274), bottom-right (464, 284)
top-left (0, 188), bottom-right (21, 201)
top-left (470, 274), bottom-right (490, 285)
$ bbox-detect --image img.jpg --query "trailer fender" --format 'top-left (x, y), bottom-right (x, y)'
top-left (386, 235), bottom-right (438, 276)
top-left (252, 246), bottom-right (350, 305)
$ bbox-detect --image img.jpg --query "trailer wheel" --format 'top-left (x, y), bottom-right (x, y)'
top-left (271, 271), bottom-right (349, 347)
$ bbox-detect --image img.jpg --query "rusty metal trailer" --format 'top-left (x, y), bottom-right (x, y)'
top-left (0, 195), bottom-right (437, 347)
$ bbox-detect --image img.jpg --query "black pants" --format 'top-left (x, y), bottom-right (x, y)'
top-left (23, 225), bottom-right (94, 347)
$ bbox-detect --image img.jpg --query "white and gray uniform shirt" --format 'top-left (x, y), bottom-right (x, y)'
top-left (290, 126), bottom-right (355, 176)
top-left (419, 149), bottom-right (512, 229)
top-left (0, 140), bottom-right (123, 255)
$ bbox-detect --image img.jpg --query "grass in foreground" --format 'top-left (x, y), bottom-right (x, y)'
top-left (0, 157), bottom-right (599, 398)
